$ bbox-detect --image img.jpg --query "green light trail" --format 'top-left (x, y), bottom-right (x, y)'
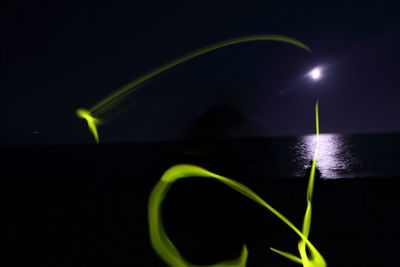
top-left (270, 100), bottom-right (324, 266)
top-left (76, 108), bottom-right (102, 144)
top-left (75, 33), bottom-right (325, 265)
top-left (148, 101), bottom-right (326, 267)
top-left (76, 35), bottom-right (310, 143)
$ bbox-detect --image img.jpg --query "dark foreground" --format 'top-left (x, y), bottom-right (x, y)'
top-left (1, 143), bottom-right (400, 266)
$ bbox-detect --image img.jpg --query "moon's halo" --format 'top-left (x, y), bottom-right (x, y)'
top-left (308, 67), bottom-right (322, 80)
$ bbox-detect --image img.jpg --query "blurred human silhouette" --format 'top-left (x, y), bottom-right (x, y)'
top-left (183, 104), bottom-right (253, 177)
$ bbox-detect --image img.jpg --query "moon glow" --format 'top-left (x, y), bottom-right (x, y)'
top-left (309, 67), bottom-right (322, 80)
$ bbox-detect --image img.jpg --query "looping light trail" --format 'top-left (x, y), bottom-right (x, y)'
top-left (148, 101), bottom-right (326, 266)
top-left (74, 34), bottom-right (326, 266)
top-left (76, 35), bottom-right (311, 143)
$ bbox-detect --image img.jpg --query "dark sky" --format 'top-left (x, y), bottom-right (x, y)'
top-left (2, 1), bottom-right (399, 145)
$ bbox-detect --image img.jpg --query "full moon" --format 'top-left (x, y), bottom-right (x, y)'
top-left (309, 67), bottom-right (322, 80)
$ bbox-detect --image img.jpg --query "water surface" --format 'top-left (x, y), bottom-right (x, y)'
top-left (235, 133), bottom-right (400, 179)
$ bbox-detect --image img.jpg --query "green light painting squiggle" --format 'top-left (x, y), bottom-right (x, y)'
top-left (270, 100), bottom-right (323, 266)
top-left (76, 35), bottom-right (310, 143)
top-left (75, 33), bottom-right (325, 265)
top-left (148, 101), bottom-right (326, 266)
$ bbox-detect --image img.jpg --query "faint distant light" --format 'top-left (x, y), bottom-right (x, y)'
top-left (33, 131), bottom-right (39, 134)
top-left (308, 67), bottom-right (322, 80)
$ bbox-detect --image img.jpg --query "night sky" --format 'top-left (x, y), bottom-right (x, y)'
top-left (2, 1), bottom-right (399, 145)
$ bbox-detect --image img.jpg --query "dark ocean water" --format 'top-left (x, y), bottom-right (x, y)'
top-left (1, 133), bottom-right (399, 181)
top-left (235, 133), bottom-right (400, 179)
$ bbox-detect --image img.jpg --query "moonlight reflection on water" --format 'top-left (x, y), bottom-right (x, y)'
top-left (294, 134), bottom-right (355, 178)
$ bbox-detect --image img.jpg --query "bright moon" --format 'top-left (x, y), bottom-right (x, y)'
top-left (309, 67), bottom-right (322, 80)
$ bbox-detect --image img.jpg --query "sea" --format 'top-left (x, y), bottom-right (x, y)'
top-left (1, 133), bottom-right (400, 181)
top-left (233, 133), bottom-right (400, 179)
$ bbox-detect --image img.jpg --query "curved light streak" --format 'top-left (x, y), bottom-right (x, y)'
top-left (148, 101), bottom-right (326, 266)
top-left (76, 35), bottom-right (311, 143)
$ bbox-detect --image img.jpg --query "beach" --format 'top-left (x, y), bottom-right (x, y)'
top-left (1, 142), bottom-right (400, 266)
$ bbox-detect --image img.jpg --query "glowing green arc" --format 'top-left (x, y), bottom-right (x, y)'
top-left (76, 35), bottom-right (311, 143)
top-left (148, 101), bottom-right (326, 267)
